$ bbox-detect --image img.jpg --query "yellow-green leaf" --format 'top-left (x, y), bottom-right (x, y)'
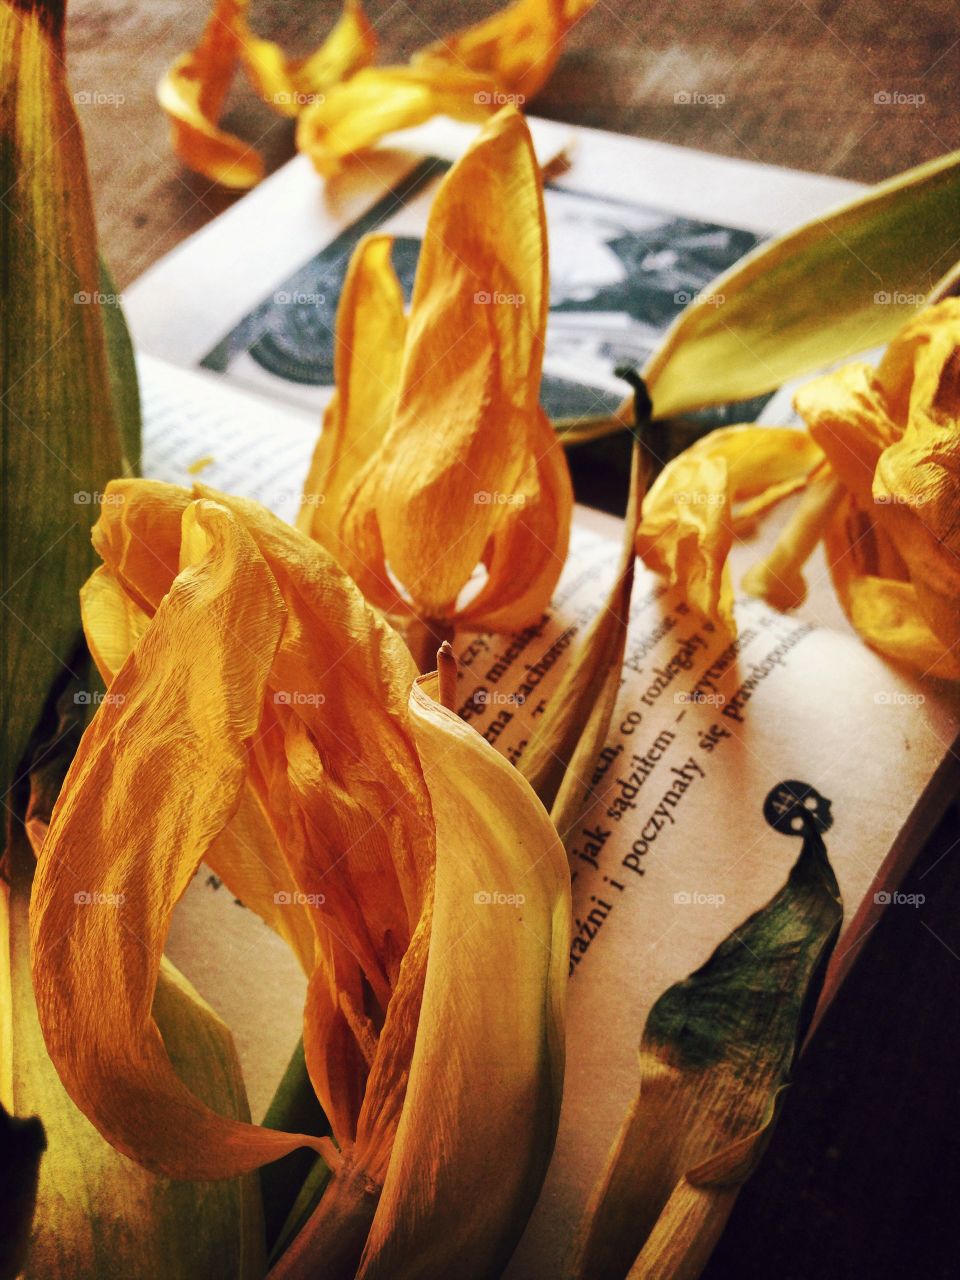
top-left (1, 0), bottom-right (137, 800)
top-left (612, 149), bottom-right (960, 426)
top-left (570, 812), bottom-right (841, 1280)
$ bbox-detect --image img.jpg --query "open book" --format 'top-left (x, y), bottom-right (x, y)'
top-left (126, 118), bottom-right (960, 1278)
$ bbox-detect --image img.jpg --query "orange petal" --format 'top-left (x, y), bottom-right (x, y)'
top-left (456, 406), bottom-right (573, 631)
top-left (355, 674), bottom-right (570, 1278)
top-left (296, 0), bottom-right (597, 175)
top-left (636, 425), bottom-right (822, 627)
top-left (298, 233), bottom-right (408, 612)
top-left (157, 0), bottom-right (264, 190)
top-left (89, 479), bottom-right (437, 1148)
top-left (240, 0), bottom-right (376, 117)
top-left (823, 492), bottom-right (960, 678)
top-left (31, 499), bottom-right (326, 1178)
top-left (872, 301), bottom-right (960, 656)
top-left (416, 0), bottom-right (594, 101)
top-left (297, 65), bottom-right (496, 179)
top-left (794, 362), bottom-right (896, 505)
top-left (353, 109), bottom-right (568, 620)
top-left (159, 0), bottom-right (376, 187)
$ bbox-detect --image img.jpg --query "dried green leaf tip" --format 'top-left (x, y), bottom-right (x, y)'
top-left (570, 812), bottom-right (842, 1280)
top-left (647, 821), bottom-right (841, 1074)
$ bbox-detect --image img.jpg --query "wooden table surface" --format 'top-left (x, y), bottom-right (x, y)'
top-left (67, 2), bottom-right (960, 1277)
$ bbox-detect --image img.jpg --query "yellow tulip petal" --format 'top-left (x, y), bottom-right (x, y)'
top-left (157, 0), bottom-right (264, 190)
top-left (824, 495), bottom-right (960, 677)
top-left (741, 471), bottom-right (843, 611)
top-left (834, 572), bottom-right (960, 678)
top-left (89, 479), bottom-right (437, 1150)
top-left (298, 232), bottom-right (407, 612)
top-left (302, 938), bottom-right (372, 1146)
top-left (456, 407), bottom-right (573, 631)
top-left (159, 0), bottom-right (376, 186)
top-left (872, 301), bottom-right (960, 654)
top-left (794, 362), bottom-right (895, 504)
top-left (636, 426), bottom-right (821, 626)
top-left (297, 0), bottom-right (597, 176)
top-left (266, 673), bottom-right (570, 1278)
top-left (31, 499), bottom-right (331, 1178)
top-left (80, 548), bottom-right (318, 980)
top-left (206, 784), bottom-right (318, 977)
top-left (297, 66), bottom-right (496, 178)
top-left (79, 564), bottom-right (151, 686)
top-left (357, 108), bottom-right (559, 617)
top-left (418, 0), bottom-right (595, 101)
top-left (301, 109), bottom-right (571, 632)
top-left (241, 0), bottom-right (375, 117)
top-left (873, 296), bottom-right (960, 423)
top-left (638, 450), bottom-right (735, 626)
top-left (355, 674), bottom-right (570, 1280)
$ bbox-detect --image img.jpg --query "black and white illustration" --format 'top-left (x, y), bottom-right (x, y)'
top-left (202, 160), bottom-right (771, 426)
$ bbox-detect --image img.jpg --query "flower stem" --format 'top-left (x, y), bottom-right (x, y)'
top-left (267, 1153), bottom-right (379, 1280)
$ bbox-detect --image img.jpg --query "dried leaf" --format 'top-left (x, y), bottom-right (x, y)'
top-left (570, 818), bottom-right (841, 1280)
top-left (0, 0), bottom-right (134, 801)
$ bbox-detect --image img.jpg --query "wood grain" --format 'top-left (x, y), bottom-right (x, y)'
top-left (66, 0), bottom-right (959, 286)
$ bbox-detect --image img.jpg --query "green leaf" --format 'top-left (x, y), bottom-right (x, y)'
top-left (98, 259), bottom-right (142, 476)
top-left (593, 148), bottom-right (960, 432)
top-left (259, 1037), bottom-right (331, 1254)
top-left (570, 821), bottom-right (842, 1280)
top-left (1, 1), bottom-right (133, 801)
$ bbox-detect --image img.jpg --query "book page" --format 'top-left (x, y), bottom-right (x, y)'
top-left (124, 115), bottom-right (859, 425)
top-left (138, 361), bottom-right (958, 1268)
top-left (454, 525), bottom-right (959, 1279)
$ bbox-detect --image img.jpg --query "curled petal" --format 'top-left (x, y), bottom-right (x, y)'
top-left (417, 0), bottom-right (596, 101)
top-left (157, 0), bottom-right (263, 190)
top-left (636, 426), bottom-right (822, 626)
top-left (87, 479), bottom-right (436, 1150)
top-left (872, 302), bottom-right (960, 655)
top-left (638, 450), bottom-right (735, 627)
top-left (456, 407), bottom-right (573, 631)
top-left (823, 493), bottom-right (960, 678)
top-left (298, 232), bottom-right (408, 612)
top-left (356, 674), bottom-right (571, 1280)
top-left (31, 500), bottom-right (325, 1178)
top-left (794, 362), bottom-right (896, 504)
top-left (241, 0), bottom-right (376, 117)
top-left (297, 66), bottom-right (495, 178)
top-left (741, 471), bottom-right (842, 611)
top-left (159, 0), bottom-right (376, 186)
top-left (297, 0), bottom-right (597, 176)
top-left (80, 564), bottom-right (151, 685)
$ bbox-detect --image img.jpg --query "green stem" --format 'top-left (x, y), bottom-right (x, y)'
top-left (259, 1037), bottom-right (331, 1255)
